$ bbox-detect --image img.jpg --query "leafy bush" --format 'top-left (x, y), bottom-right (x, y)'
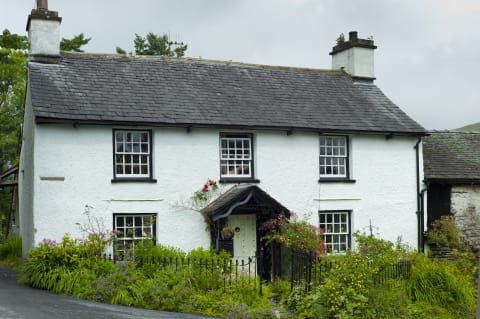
top-left (261, 212), bottom-right (325, 257)
top-left (24, 228), bottom-right (477, 319)
top-left (286, 233), bottom-right (417, 319)
top-left (426, 215), bottom-right (464, 249)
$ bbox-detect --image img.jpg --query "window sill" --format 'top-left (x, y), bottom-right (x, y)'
top-left (111, 178), bottom-right (158, 183)
top-left (318, 178), bottom-right (356, 183)
top-left (219, 178), bottom-right (260, 184)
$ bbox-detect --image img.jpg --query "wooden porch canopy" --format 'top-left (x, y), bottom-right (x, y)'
top-left (0, 166), bottom-right (18, 189)
top-left (202, 184), bottom-right (289, 222)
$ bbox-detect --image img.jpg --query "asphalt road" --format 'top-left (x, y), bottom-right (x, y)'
top-left (0, 267), bottom-right (217, 319)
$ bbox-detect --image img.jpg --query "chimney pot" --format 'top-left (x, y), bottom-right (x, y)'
top-left (349, 31), bottom-right (358, 41)
top-left (37, 0), bottom-right (48, 10)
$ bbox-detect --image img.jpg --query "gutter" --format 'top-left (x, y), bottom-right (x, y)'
top-left (34, 117), bottom-right (428, 137)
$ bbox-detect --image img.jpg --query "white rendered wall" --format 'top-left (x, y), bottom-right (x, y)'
top-left (18, 88), bottom-right (36, 256)
top-left (28, 19), bottom-right (60, 56)
top-left (27, 125), bottom-right (420, 253)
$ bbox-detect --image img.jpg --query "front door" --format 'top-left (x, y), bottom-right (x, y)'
top-left (227, 214), bottom-right (257, 262)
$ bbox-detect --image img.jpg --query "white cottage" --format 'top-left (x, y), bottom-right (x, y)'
top-left (19, 3), bottom-right (426, 269)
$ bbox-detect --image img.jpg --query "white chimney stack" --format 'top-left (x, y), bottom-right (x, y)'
top-left (26, 0), bottom-right (62, 58)
top-left (330, 31), bottom-right (377, 81)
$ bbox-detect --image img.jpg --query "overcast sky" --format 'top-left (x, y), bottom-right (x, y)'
top-left (2, 0), bottom-right (479, 130)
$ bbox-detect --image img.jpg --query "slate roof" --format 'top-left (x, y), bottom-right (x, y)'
top-left (423, 131), bottom-right (480, 183)
top-left (28, 53), bottom-right (425, 135)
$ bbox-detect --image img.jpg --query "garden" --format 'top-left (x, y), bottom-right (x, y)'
top-left (0, 214), bottom-right (478, 318)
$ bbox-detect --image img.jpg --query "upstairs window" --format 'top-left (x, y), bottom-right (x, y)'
top-left (113, 130), bottom-right (152, 179)
top-left (319, 135), bottom-right (348, 178)
top-left (220, 133), bottom-right (254, 179)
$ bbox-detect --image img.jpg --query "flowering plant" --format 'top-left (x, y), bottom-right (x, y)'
top-left (192, 179), bottom-right (220, 209)
top-left (260, 212), bottom-right (325, 258)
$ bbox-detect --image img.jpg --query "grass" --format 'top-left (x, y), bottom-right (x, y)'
top-left (456, 122), bottom-right (480, 131)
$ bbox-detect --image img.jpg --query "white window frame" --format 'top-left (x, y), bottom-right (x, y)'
top-left (319, 211), bottom-right (351, 253)
top-left (114, 213), bottom-right (156, 257)
top-left (219, 133), bottom-right (254, 179)
top-left (113, 130), bottom-right (151, 179)
top-left (319, 135), bottom-right (349, 178)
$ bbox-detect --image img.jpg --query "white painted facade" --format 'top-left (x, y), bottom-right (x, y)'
top-left (19, 113), bottom-right (421, 254)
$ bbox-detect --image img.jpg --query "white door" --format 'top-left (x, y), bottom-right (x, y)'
top-left (227, 214), bottom-right (257, 262)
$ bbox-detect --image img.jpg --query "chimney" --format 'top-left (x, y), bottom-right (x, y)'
top-left (330, 31), bottom-right (377, 81)
top-left (26, 0), bottom-right (62, 58)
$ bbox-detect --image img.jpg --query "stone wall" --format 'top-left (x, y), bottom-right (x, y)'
top-left (451, 185), bottom-right (480, 249)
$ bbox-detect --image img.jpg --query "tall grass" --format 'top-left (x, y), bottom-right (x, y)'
top-left (405, 254), bottom-right (476, 318)
top-left (0, 236), bottom-right (21, 258)
top-left (0, 236), bottom-right (22, 267)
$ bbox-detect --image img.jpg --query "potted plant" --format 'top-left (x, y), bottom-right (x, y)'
top-left (221, 224), bottom-right (235, 240)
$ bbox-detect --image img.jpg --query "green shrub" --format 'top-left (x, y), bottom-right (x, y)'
top-left (286, 233), bottom-right (416, 319)
top-left (426, 216), bottom-right (464, 249)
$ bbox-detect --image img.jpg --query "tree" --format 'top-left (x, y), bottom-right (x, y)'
top-left (116, 32), bottom-right (187, 57)
top-left (0, 29), bottom-right (27, 238)
top-left (60, 33), bottom-right (91, 52)
top-left (0, 29), bottom-right (27, 170)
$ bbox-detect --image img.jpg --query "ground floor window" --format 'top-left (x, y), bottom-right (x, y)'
top-left (319, 211), bottom-right (350, 253)
top-left (114, 213), bottom-right (156, 257)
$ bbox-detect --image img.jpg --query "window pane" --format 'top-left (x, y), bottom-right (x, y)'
top-left (132, 133), bottom-right (141, 142)
top-left (116, 217), bottom-right (124, 227)
top-left (116, 143), bottom-right (124, 152)
top-left (116, 132), bottom-right (124, 142)
top-left (117, 229), bottom-right (125, 237)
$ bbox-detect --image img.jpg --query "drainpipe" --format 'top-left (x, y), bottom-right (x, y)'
top-left (414, 138), bottom-right (424, 252)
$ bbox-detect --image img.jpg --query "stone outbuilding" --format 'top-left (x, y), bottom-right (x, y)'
top-left (423, 131), bottom-right (480, 248)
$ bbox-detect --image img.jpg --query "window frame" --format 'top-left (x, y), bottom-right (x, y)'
top-left (319, 135), bottom-right (351, 181)
top-left (113, 213), bottom-right (157, 258)
top-left (112, 129), bottom-right (156, 182)
top-left (319, 210), bottom-right (351, 254)
top-left (219, 133), bottom-right (259, 183)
